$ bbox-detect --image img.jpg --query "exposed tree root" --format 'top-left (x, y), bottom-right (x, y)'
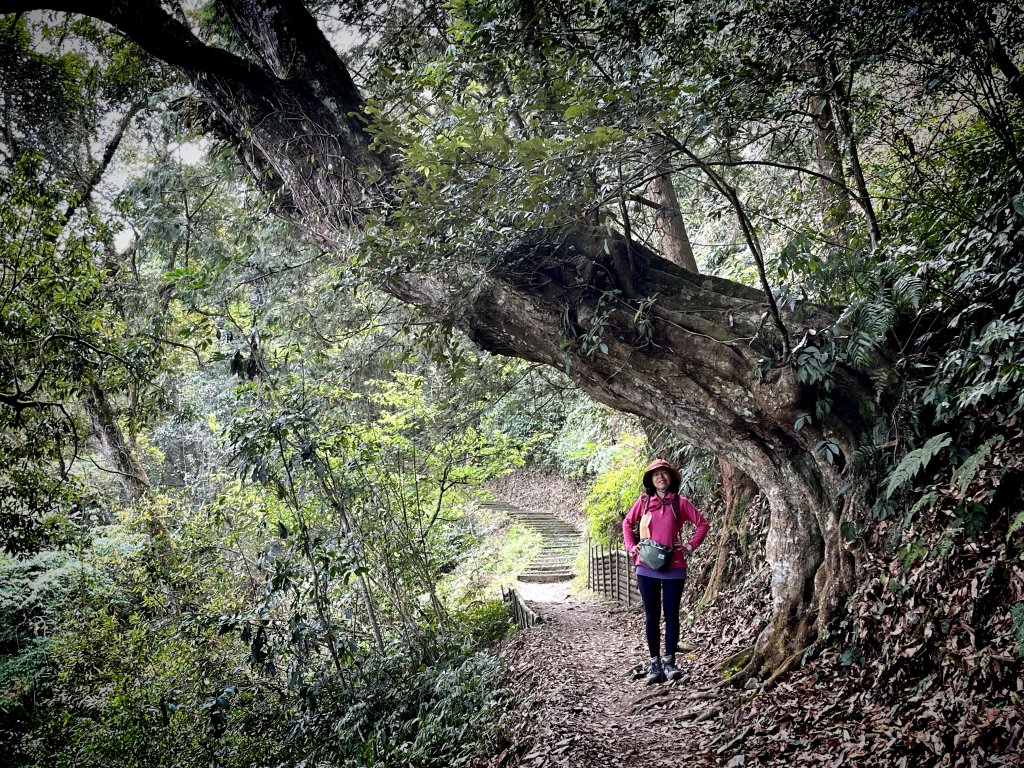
top-left (693, 705), bottom-right (722, 723)
top-left (717, 645), bottom-right (754, 678)
top-left (629, 686), bottom-right (672, 709)
top-left (752, 643), bottom-right (817, 697)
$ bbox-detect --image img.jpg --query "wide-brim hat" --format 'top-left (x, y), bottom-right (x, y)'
top-left (642, 458), bottom-right (681, 495)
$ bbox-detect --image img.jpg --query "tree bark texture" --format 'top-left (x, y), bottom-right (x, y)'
top-left (804, 60), bottom-right (852, 239)
top-left (11, 0), bottom-right (878, 679)
top-left (84, 381), bottom-right (151, 502)
top-left (645, 160), bottom-right (698, 272)
top-left (699, 458), bottom-right (759, 607)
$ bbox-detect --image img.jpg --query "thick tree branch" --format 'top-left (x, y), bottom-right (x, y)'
top-left (0, 0), bottom-right (266, 85)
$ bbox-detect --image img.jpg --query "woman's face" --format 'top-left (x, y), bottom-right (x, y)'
top-left (651, 468), bottom-right (672, 492)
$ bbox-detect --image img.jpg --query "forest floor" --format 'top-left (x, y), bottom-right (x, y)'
top-left (477, 472), bottom-right (1024, 767)
top-left (479, 583), bottom-right (769, 768)
top-left (480, 586), bottom-right (723, 767)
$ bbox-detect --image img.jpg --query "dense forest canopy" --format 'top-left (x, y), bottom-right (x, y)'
top-left (1, 0), bottom-right (1023, 765)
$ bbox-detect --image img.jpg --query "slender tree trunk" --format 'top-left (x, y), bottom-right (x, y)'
top-left (83, 382), bottom-right (170, 541)
top-left (85, 381), bottom-right (151, 501)
top-left (972, 9), bottom-right (1024, 106)
top-left (357, 571), bottom-right (387, 655)
top-left (826, 56), bottom-right (882, 248)
top-left (645, 160), bottom-right (698, 272)
top-left (804, 59), bottom-right (852, 238)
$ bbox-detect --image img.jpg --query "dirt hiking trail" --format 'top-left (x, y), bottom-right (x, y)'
top-left (484, 586), bottom-right (739, 768)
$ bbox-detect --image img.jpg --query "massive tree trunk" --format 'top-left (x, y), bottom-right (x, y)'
top-left (11, 0), bottom-right (877, 679)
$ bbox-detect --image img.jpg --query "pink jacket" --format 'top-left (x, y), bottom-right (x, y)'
top-left (622, 493), bottom-right (710, 569)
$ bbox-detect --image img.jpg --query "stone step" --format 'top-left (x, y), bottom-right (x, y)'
top-left (506, 512), bottom-right (577, 522)
top-left (511, 525), bottom-right (579, 534)
top-left (519, 571), bottom-right (575, 584)
top-left (528, 565), bottom-right (577, 573)
top-left (504, 511), bottom-right (578, 523)
top-left (521, 564), bottom-right (576, 574)
top-left (507, 518), bottom-right (578, 528)
top-left (531, 551), bottom-right (577, 559)
top-left (484, 499), bottom-right (582, 585)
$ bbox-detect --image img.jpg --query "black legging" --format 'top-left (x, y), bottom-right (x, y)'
top-left (636, 573), bottom-right (686, 657)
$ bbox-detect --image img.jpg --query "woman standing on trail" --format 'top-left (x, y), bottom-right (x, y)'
top-left (622, 458), bottom-right (710, 684)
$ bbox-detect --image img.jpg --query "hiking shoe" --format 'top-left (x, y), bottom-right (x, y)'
top-left (644, 657), bottom-right (664, 685)
top-left (661, 655), bottom-right (682, 682)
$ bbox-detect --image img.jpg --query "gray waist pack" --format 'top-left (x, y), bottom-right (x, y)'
top-left (638, 539), bottom-right (672, 570)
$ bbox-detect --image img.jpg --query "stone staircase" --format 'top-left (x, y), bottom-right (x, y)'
top-left (479, 500), bottom-right (582, 583)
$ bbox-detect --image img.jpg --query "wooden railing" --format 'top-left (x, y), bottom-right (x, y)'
top-left (587, 539), bottom-right (637, 607)
top-left (500, 540), bottom-right (637, 633)
top-left (501, 585), bottom-right (541, 629)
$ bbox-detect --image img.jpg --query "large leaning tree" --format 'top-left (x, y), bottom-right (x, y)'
top-left (5, 0), bottom-right (1013, 680)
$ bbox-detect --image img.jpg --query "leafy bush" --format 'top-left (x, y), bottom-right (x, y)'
top-left (317, 651), bottom-right (504, 768)
top-left (4, 488), bottom-right (511, 768)
top-left (581, 434), bottom-right (647, 544)
top-left (0, 549), bottom-right (78, 754)
top-left (451, 599), bottom-right (515, 650)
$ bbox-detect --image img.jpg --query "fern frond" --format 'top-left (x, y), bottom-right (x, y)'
top-left (907, 490), bottom-right (938, 520)
top-left (1009, 510), bottom-right (1024, 541)
top-left (861, 298), bottom-right (893, 339)
top-left (893, 274), bottom-right (924, 310)
top-left (951, 436), bottom-right (1001, 495)
top-left (846, 330), bottom-right (875, 369)
top-left (1010, 603), bottom-right (1024, 654)
top-left (885, 433), bottom-right (951, 499)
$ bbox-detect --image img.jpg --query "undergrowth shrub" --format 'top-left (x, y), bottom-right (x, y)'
top-left (3, 485), bottom-right (513, 768)
top-left (317, 651), bottom-right (504, 768)
top-left (582, 434), bottom-right (646, 544)
top-left (0, 550), bottom-right (71, 752)
top-left (451, 599), bottom-right (515, 649)
top-left (829, 427), bottom-right (1024, 757)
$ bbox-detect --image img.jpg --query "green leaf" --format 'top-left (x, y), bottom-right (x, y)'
top-left (951, 436), bottom-right (1001, 495)
top-left (1009, 510), bottom-right (1024, 541)
top-left (1012, 193), bottom-right (1024, 216)
top-left (815, 440), bottom-right (840, 464)
top-left (885, 433), bottom-right (951, 499)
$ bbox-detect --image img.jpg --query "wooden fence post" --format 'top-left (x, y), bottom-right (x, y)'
top-left (612, 546), bottom-right (617, 601)
top-left (624, 552), bottom-right (631, 607)
top-left (602, 543), bottom-right (607, 598)
top-left (589, 536), bottom-right (598, 593)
